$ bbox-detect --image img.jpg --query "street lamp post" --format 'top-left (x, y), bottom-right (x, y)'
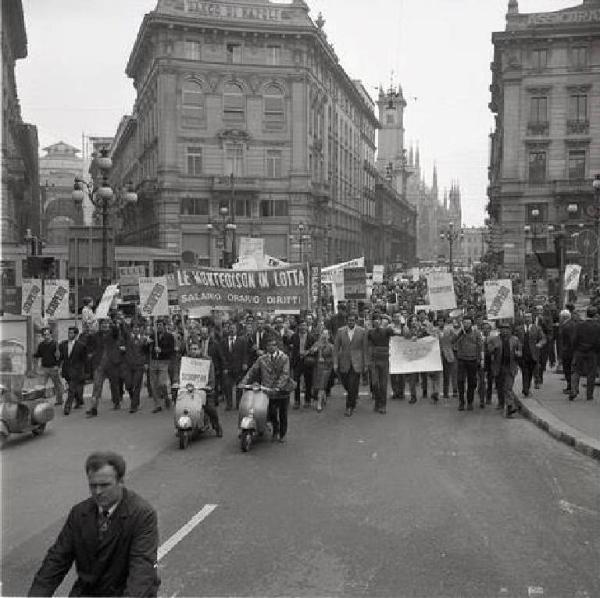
top-left (207, 204), bottom-right (236, 268)
top-left (593, 174), bottom-right (600, 285)
top-left (72, 148), bottom-right (138, 285)
top-left (439, 221), bottom-right (464, 273)
top-left (289, 222), bottom-right (311, 264)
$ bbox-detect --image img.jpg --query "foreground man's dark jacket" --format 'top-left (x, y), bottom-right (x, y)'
top-left (28, 488), bottom-right (160, 597)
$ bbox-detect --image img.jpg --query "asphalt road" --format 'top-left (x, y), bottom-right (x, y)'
top-left (2, 381), bottom-right (599, 598)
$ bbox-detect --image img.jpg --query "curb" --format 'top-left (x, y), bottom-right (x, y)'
top-left (516, 395), bottom-right (600, 462)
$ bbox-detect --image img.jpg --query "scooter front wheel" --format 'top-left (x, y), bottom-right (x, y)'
top-left (178, 429), bottom-right (190, 450)
top-left (240, 430), bottom-right (253, 452)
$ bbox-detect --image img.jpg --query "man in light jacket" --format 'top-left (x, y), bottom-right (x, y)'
top-left (334, 313), bottom-right (369, 417)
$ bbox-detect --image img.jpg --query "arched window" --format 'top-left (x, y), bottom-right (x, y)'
top-left (223, 82), bottom-right (245, 121)
top-left (264, 84), bottom-right (285, 126)
top-left (182, 81), bottom-right (204, 118)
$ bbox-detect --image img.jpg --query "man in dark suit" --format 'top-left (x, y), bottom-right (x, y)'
top-left (558, 309), bottom-right (577, 395)
top-left (28, 451), bottom-right (160, 597)
top-left (333, 313), bottom-right (369, 417)
top-left (489, 322), bottom-right (522, 417)
top-left (58, 326), bottom-right (87, 416)
top-left (124, 320), bottom-right (148, 413)
top-left (570, 307), bottom-right (600, 401)
top-left (220, 321), bottom-right (250, 410)
top-left (289, 320), bottom-right (317, 409)
top-left (514, 313), bottom-right (546, 396)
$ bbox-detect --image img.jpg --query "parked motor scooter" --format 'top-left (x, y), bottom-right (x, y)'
top-left (237, 384), bottom-right (272, 452)
top-left (174, 383), bottom-right (216, 449)
top-left (0, 383), bottom-right (55, 448)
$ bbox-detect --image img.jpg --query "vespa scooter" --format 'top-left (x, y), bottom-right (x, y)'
top-left (174, 383), bottom-right (216, 449)
top-left (237, 384), bottom-right (272, 452)
top-left (0, 383), bottom-right (55, 448)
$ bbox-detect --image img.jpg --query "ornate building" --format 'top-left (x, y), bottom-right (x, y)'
top-left (39, 142), bottom-right (86, 244)
top-left (110, 0), bottom-right (381, 268)
top-left (461, 226), bottom-right (489, 266)
top-left (488, 0), bottom-right (600, 287)
top-left (1, 0), bottom-right (39, 246)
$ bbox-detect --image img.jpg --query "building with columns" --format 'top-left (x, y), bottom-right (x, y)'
top-left (110, 0), bottom-right (385, 268)
top-left (488, 0), bottom-right (600, 288)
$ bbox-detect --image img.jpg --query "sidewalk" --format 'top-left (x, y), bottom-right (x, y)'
top-left (516, 367), bottom-right (600, 461)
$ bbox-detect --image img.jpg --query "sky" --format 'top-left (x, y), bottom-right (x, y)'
top-left (18, 0), bottom-right (578, 226)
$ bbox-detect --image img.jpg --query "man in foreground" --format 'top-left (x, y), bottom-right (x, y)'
top-left (28, 452), bottom-right (160, 597)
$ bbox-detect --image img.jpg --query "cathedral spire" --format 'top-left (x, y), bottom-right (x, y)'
top-left (507, 0), bottom-right (519, 15)
top-left (408, 143), bottom-right (414, 168)
top-left (432, 163), bottom-right (438, 196)
top-left (415, 143), bottom-right (420, 169)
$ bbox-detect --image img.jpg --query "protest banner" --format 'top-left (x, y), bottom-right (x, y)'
top-left (484, 279), bottom-right (514, 320)
top-left (21, 279), bottom-right (42, 316)
top-left (177, 265), bottom-right (311, 312)
top-left (426, 272), bottom-right (457, 310)
top-left (344, 267), bottom-right (367, 301)
top-left (118, 265), bottom-right (146, 298)
top-left (95, 284), bottom-right (119, 319)
top-left (373, 265), bottom-right (384, 284)
top-left (564, 264), bottom-right (582, 291)
top-left (309, 263), bottom-right (322, 310)
top-left (414, 305), bottom-right (430, 314)
top-left (44, 279), bottom-right (70, 319)
top-left (179, 357), bottom-right (211, 389)
top-left (322, 257), bottom-right (365, 284)
top-left (139, 277), bottom-right (169, 317)
top-left (389, 336), bottom-right (443, 374)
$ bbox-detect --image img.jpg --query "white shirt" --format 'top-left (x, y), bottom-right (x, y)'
top-left (347, 327), bottom-right (355, 342)
top-left (68, 339), bottom-right (75, 357)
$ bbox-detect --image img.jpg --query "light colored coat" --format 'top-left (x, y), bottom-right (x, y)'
top-left (333, 325), bottom-right (369, 373)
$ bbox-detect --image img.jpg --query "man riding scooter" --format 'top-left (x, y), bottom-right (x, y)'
top-left (239, 334), bottom-right (294, 443)
top-left (187, 341), bottom-right (223, 437)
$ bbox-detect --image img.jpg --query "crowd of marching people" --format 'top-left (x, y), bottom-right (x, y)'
top-left (32, 273), bottom-right (600, 442)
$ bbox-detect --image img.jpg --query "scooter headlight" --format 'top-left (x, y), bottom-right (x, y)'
top-left (178, 416), bottom-right (193, 430)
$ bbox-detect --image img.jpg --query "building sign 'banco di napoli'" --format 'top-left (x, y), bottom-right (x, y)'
top-left (183, 0), bottom-right (287, 21)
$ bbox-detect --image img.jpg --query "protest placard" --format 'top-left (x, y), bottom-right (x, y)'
top-left (139, 277), bottom-right (169, 317)
top-left (344, 267), bottom-right (367, 301)
top-left (239, 237), bottom-right (265, 261)
top-left (309, 263), bottom-right (322, 310)
top-left (426, 272), bottom-right (457, 310)
top-left (484, 279), bottom-right (514, 320)
top-left (322, 257), bottom-right (365, 284)
top-left (95, 284), bottom-right (119, 319)
top-left (177, 265), bottom-right (310, 312)
top-left (179, 357), bottom-right (212, 389)
top-left (118, 265), bottom-right (146, 298)
top-left (564, 264), bottom-right (582, 291)
top-left (21, 279), bottom-right (42, 316)
top-left (389, 336), bottom-right (443, 374)
top-left (44, 279), bottom-right (70, 319)
top-left (373, 265), bottom-right (384, 284)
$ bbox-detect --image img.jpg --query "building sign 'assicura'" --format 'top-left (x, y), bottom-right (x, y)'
top-left (527, 9), bottom-right (600, 26)
top-left (184, 1), bottom-right (286, 21)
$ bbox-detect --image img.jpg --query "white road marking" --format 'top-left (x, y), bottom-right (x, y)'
top-left (528, 587), bottom-right (544, 597)
top-left (558, 499), bottom-right (598, 517)
top-left (158, 504), bottom-right (218, 562)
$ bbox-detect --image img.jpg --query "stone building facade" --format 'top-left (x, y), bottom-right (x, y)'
top-left (110, 0), bottom-right (382, 268)
top-left (1, 0), bottom-right (39, 247)
top-left (488, 0), bottom-right (600, 284)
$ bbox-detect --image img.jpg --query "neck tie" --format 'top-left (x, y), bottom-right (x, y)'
top-left (98, 509), bottom-right (110, 538)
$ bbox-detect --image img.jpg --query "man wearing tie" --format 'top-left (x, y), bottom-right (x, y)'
top-left (290, 320), bottom-right (317, 409)
top-left (58, 327), bottom-right (87, 415)
top-left (514, 313), bottom-right (545, 396)
top-left (333, 313), bottom-right (369, 417)
top-left (220, 322), bottom-right (249, 410)
top-left (124, 320), bottom-right (148, 413)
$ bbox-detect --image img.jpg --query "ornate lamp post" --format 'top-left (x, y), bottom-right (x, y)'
top-left (593, 174), bottom-right (600, 284)
top-left (72, 148), bottom-right (137, 284)
top-left (207, 204), bottom-right (237, 268)
top-left (289, 222), bottom-right (311, 264)
top-left (439, 221), bottom-right (464, 273)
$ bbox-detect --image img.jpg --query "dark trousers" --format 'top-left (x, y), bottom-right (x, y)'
top-left (562, 353), bottom-right (573, 390)
top-left (268, 395), bottom-right (289, 439)
top-left (391, 373), bottom-right (417, 399)
top-left (65, 376), bottom-right (84, 409)
top-left (478, 361), bottom-right (494, 404)
top-left (495, 367), bottom-right (516, 407)
top-left (223, 372), bottom-right (243, 409)
top-left (457, 359), bottom-right (478, 406)
top-left (204, 397), bottom-right (220, 430)
top-left (571, 352), bottom-right (597, 400)
top-left (538, 346), bottom-right (549, 382)
top-left (420, 372), bottom-right (428, 397)
top-left (520, 358), bottom-right (537, 393)
top-left (340, 366), bottom-right (361, 410)
top-left (127, 367), bottom-right (144, 409)
top-left (371, 360), bottom-right (389, 408)
top-left (294, 363), bottom-right (314, 405)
